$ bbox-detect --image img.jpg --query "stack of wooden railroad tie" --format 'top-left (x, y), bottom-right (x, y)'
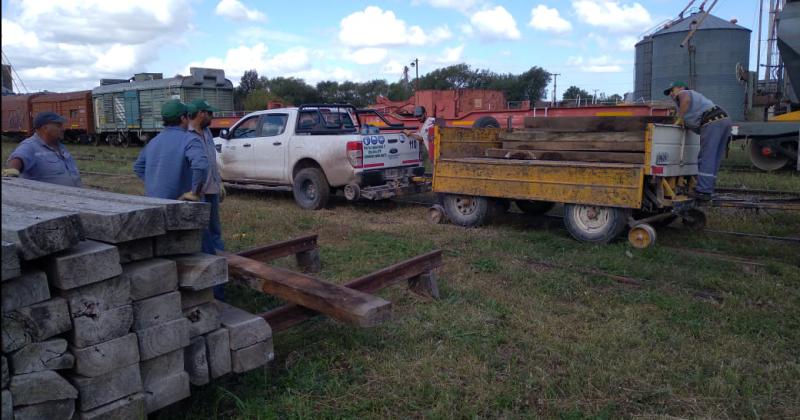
top-left (1, 178), bottom-right (272, 419)
top-left (490, 116), bottom-right (673, 164)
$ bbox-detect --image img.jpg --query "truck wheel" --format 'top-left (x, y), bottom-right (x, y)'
top-left (563, 204), bottom-right (629, 243)
top-left (442, 194), bottom-right (490, 227)
top-left (293, 168), bottom-right (331, 210)
top-left (515, 200), bottom-right (555, 215)
top-left (473, 116), bottom-right (500, 128)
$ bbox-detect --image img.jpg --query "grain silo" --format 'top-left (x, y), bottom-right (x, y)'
top-left (645, 12), bottom-right (751, 120)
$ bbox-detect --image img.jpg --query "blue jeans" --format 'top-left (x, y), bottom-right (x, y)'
top-left (696, 118), bottom-right (732, 194)
top-left (202, 194), bottom-right (226, 300)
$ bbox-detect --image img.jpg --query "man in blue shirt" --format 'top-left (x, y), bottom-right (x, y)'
top-left (133, 100), bottom-right (208, 201)
top-left (3, 112), bottom-right (82, 187)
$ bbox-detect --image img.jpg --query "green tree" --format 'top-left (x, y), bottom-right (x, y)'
top-left (607, 93), bottom-right (623, 103)
top-left (262, 77), bottom-right (320, 105)
top-left (243, 89), bottom-right (282, 111)
top-left (387, 80), bottom-right (413, 101)
top-left (234, 69), bottom-right (263, 110)
top-left (562, 85), bottom-right (590, 100)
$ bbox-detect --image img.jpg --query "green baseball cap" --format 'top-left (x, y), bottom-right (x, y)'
top-left (161, 99), bottom-right (188, 119)
top-left (663, 81), bottom-right (688, 95)
top-left (187, 99), bottom-right (219, 114)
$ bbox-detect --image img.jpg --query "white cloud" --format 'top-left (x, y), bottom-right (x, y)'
top-left (529, 5), bottom-right (572, 33)
top-left (572, 1), bottom-right (652, 32)
top-left (417, 0), bottom-right (481, 13)
top-left (617, 36), bottom-right (639, 51)
top-left (438, 45), bottom-right (465, 64)
top-left (567, 55), bottom-right (625, 73)
top-left (470, 6), bottom-right (521, 40)
top-left (188, 44), bottom-right (271, 83)
top-left (381, 60), bottom-right (407, 76)
top-left (214, 0), bottom-right (266, 22)
top-left (2, 0), bottom-right (191, 92)
top-left (460, 24), bottom-right (474, 36)
top-left (339, 7), bottom-right (451, 47)
top-left (268, 47), bottom-right (310, 73)
top-left (349, 48), bottom-right (389, 65)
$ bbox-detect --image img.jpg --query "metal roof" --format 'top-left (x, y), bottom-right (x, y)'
top-left (653, 12), bottom-right (751, 36)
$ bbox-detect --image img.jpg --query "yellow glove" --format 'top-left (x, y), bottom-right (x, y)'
top-left (2, 168), bottom-right (20, 177)
top-left (219, 184), bottom-right (226, 203)
top-left (675, 117), bottom-right (684, 127)
top-left (179, 191), bottom-right (200, 202)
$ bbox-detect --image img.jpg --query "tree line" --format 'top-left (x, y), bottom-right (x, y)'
top-left (234, 64), bottom-right (619, 110)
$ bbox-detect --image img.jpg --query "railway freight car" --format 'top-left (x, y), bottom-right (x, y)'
top-left (91, 67), bottom-right (234, 146)
top-left (31, 90), bottom-right (95, 143)
top-left (1, 93), bottom-right (41, 139)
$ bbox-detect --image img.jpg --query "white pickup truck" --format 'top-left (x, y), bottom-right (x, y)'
top-left (214, 105), bottom-right (429, 209)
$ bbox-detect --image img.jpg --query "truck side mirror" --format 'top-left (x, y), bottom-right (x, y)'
top-left (413, 106), bottom-right (426, 118)
top-left (220, 129), bottom-right (229, 139)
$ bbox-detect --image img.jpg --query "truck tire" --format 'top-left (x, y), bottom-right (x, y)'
top-left (515, 200), bottom-right (555, 215)
top-left (442, 194), bottom-right (490, 227)
top-left (293, 168), bottom-right (331, 210)
top-left (563, 204), bottom-right (629, 243)
top-left (473, 116), bottom-right (500, 128)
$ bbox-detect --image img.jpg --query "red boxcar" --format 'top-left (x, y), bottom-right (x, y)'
top-left (1, 93), bottom-right (41, 138)
top-left (31, 90), bottom-right (95, 142)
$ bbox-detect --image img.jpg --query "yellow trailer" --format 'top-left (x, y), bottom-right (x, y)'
top-left (430, 125), bottom-right (705, 248)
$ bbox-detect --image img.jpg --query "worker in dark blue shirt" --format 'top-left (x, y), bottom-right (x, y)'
top-left (4, 112), bottom-right (82, 187)
top-left (133, 100), bottom-right (208, 200)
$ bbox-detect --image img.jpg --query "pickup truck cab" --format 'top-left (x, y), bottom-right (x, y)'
top-left (214, 104), bottom-right (429, 209)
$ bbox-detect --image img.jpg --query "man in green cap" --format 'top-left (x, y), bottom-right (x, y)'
top-left (133, 99), bottom-right (208, 201)
top-left (663, 81), bottom-right (732, 200)
top-left (187, 99), bottom-right (226, 299)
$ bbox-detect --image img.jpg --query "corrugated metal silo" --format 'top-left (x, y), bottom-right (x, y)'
top-left (649, 13), bottom-right (751, 121)
top-left (633, 36), bottom-right (654, 102)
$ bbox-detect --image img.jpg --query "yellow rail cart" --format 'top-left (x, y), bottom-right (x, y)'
top-left (430, 124), bottom-right (705, 248)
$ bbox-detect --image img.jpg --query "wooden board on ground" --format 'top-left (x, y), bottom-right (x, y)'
top-left (224, 253), bottom-right (392, 327)
top-left (523, 116), bottom-right (673, 132)
top-left (484, 148), bottom-right (645, 164)
top-left (3, 178), bottom-right (210, 231)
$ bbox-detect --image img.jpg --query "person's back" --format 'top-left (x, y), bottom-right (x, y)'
top-left (135, 127), bottom-right (207, 199)
top-left (679, 90), bottom-right (716, 130)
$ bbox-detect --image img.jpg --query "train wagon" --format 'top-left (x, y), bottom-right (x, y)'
top-left (91, 67), bottom-right (234, 146)
top-left (429, 117), bottom-right (704, 248)
top-left (31, 90), bottom-right (95, 143)
top-left (1, 93), bottom-right (41, 139)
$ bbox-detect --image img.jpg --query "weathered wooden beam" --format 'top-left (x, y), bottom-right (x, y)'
top-left (499, 131), bottom-right (643, 143)
top-left (3, 177), bottom-right (209, 230)
top-left (523, 116), bottom-right (673, 131)
top-left (2, 203), bottom-right (84, 260)
top-left (500, 140), bottom-right (645, 152)
top-left (484, 148), bottom-right (645, 164)
top-left (223, 253), bottom-right (392, 328)
top-left (261, 250), bottom-right (443, 331)
top-left (236, 234), bottom-right (318, 263)
top-left (2, 183), bottom-right (165, 243)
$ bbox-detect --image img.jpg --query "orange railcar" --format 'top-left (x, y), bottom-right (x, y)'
top-left (1, 93), bottom-right (41, 138)
top-left (31, 90), bottom-right (95, 142)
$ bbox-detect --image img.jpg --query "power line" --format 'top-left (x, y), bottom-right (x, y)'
top-left (1, 50), bottom-right (29, 94)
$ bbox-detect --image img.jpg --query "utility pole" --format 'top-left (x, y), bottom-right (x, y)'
top-left (550, 73), bottom-right (560, 107)
top-left (593, 89), bottom-right (598, 104)
top-left (410, 58), bottom-right (419, 92)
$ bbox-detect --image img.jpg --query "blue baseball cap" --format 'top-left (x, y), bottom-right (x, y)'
top-left (33, 112), bottom-right (67, 129)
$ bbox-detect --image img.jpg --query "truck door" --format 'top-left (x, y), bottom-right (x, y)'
top-left (219, 115), bottom-right (260, 180)
top-left (252, 113), bottom-right (289, 181)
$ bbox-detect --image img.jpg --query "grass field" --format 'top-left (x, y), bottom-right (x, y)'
top-left (3, 138), bottom-right (799, 419)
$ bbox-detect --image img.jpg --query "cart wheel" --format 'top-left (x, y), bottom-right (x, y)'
top-left (682, 208), bottom-right (707, 231)
top-left (427, 205), bottom-right (446, 224)
top-left (563, 204), bottom-right (629, 243)
top-left (441, 194), bottom-right (490, 227)
top-left (628, 224), bottom-right (657, 249)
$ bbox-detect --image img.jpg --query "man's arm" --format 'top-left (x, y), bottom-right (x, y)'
top-left (185, 136), bottom-right (209, 194)
top-left (676, 91), bottom-right (691, 118)
top-left (133, 149), bottom-right (146, 180)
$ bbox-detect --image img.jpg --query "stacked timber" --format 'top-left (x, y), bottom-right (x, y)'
top-left (493, 116), bottom-right (673, 164)
top-left (1, 178), bottom-right (272, 419)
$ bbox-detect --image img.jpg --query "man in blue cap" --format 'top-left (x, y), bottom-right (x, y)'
top-left (133, 99), bottom-right (208, 201)
top-left (3, 111), bottom-right (82, 187)
top-left (664, 81), bottom-right (732, 201)
top-left (187, 99), bottom-right (226, 300)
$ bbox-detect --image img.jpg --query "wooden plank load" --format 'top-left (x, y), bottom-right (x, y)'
top-left (496, 116), bottom-right (673, 164)
top-left (1, 178), bottom-right (274, 419)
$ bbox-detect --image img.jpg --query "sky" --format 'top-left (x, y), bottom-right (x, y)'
top-left (1, 0), bottom-right (762, 100)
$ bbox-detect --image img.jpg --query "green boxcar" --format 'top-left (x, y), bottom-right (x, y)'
top-left (92, 67), bottom-right (234, 146)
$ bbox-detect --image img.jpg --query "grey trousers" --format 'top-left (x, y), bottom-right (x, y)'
top-left (696, 118), bottom-right (733, 194)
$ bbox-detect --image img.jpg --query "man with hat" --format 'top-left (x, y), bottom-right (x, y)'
top-left (664, 81), bottom-right (732, 200)
top-left (187, 99), bottom-right (226, 297)
top-left (133, 99), bottom-right (208, 201)
top-left (3, 111), bottom-right (82, 187)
